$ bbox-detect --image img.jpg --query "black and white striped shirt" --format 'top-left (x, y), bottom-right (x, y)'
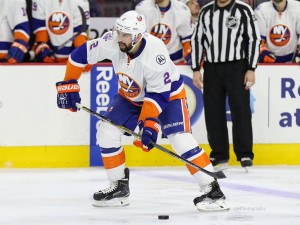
top-left (191, 0), bottom-right (261, 71)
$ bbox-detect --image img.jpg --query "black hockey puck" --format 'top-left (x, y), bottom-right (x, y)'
top-left (158, 215), bottom-right (169, 220)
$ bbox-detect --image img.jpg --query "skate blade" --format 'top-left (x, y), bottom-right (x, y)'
top-left (196, 199), bottom-right (229, 212)
top-left (196, 204), bottom-right (230, 212)
top-left (243, 166), bottom-right (251, 173)
top-left (93, 197), bottom-right (130, 207)
top-left (213, 164), bottom-right (229, 172)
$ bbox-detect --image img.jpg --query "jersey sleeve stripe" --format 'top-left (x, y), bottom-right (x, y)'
top-left (32, 18), bottom-right (46, 33)
top-left (138, 100), bottom-right (160, 121)
top-left (14, 31), bottom-right (30, 42)
top-left (64, 58), bottom-right (85, 81)
top-left (35, 30), bottom-right (48, 42)
top-left (74, 35), bottom-right (87, 48)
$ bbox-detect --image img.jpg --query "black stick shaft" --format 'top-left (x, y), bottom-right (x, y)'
top-left (76, 103), bottom-right (226, 179)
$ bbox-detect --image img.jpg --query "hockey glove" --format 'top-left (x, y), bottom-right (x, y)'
top-left (56, 79), bottom-right (81, 112)
top-left (133, 118), bottom-right (160, 152)
top-left (35, 43), bottom-right (55, 63)
top-left (6, 39), bottom-right (29, 63)
top-left (259, 47), bottom-right (276, 63)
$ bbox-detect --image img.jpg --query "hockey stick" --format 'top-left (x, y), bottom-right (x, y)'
top-left (53, 6), bottom-right (87, 55)
top-left (76, 103), bottom-right (226, 179)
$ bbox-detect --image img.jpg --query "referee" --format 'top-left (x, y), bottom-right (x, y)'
top-left (191, 0), bottom-right (261, 170)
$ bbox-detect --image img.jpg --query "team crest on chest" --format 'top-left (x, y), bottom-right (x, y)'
top-left (150, 23), bottom-right (172, 45)
top-left (269, 24), bottom-right (291, 47)
top-left (226, 16), bottom-right (239, 29)
top-left (48, 12), bottom-right (70, 35)
top-left (117, 73), bottom-right (141, 98)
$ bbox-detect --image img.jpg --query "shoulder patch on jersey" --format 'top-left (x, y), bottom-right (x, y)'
top-left (102, 31), bottom-right (113, 41)
top-left (156, 55), bottom-right (166, 65)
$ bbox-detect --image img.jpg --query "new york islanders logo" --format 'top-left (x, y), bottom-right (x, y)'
top-left (48, 12), bottom-right (70, 35)
top-left (150, 23), bottom-right (172, 45)
top-left (117, 73), bottom-right (141, 98)
top-left (269, 24), bottom-right (291, 47)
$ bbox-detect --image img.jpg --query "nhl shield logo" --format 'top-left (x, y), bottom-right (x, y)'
top-left (226, 16), bottom-right (238, 29)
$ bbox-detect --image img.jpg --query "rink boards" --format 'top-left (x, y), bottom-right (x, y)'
top-left (0, 64), bottom-right (299, 167)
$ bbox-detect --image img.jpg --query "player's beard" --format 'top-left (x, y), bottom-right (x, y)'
top-left (118, 42), bottom-right (134, 53)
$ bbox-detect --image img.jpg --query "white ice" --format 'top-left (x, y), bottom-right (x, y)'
top-left (0, 166), bottom-right (300, 225)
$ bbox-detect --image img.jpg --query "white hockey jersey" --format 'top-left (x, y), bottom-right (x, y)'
top-left (135, 0), bottom-right (193, 63)
top-left (255, 0), bottom-right (300, 62)
top-left (65, 31), bottom-right (186, 120)
top-left (32, 0), bottom-right (90, 60)
top-left (0, 0), bottom-right (30, 59)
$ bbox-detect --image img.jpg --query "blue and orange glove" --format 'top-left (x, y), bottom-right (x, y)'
top-left (6, 39), bottom-right (29, 63)
top-left (35, 42), bottom-right (55, 63)
top-left (259, 47), bottom-right (276, 63)
top-left (56, 79), bottom-right (81, 112)
top-left (133, 118), bottom-right (160, 152)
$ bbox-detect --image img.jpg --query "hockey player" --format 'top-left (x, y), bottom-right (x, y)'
top-left (135, 0), bottom-right (193, 64)
top-left (32, 0), bottom-right (90, 63)
top-left (179, 0), bottom-right (201, 25)
top-left (255, 0), bottom-right (300, 63)
top-left (56, 10), bottom-right (229, 211)
top-left (0, 0), bottom-right (30, 63)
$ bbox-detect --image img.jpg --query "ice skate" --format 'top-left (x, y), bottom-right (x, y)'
top-left (93, 168), bottom-right (130, 207)
top-left (213, 162), bottom-right (229, 172)
top-left (194, 180), bottom-right (229, 211)
top-left (211, 158), bottom-right (229, 171)
top-left (240, 157), bottom-right (253, 173)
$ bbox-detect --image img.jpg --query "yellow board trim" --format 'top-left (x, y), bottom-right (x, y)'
top-left (0, 146), bottom-right (89, 168)
top-left (0, 144), bottom-right (299, 168)
top-left (125, 144), bottom-right (300, 166)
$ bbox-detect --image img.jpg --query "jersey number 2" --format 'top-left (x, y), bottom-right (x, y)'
top-left (164, 72), bottom-right (171, 84)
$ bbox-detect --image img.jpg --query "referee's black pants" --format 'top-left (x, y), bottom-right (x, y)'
top-left (203, 59), bottom-right (254, 163)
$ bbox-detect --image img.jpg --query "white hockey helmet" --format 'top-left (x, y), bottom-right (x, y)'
top-left (114, 10), bottom-right (146, 42)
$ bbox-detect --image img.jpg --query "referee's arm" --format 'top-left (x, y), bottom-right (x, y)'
top-left (245, 6), bottom-right (261, 71)
top-left (191, 11), bottom-right (204, 72)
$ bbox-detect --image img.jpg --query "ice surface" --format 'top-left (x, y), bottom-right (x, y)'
top-left (0, 166), bottom-right (300, 225)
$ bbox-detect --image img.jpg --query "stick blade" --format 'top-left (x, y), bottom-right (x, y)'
top-left (214, 170), bottom-right (226, 179)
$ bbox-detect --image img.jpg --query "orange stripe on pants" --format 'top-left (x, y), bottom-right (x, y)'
top-left (102, 150), bottom-right (125, 169)
top-left (181, 98), bottom-right (191, 132)
top-left (186, 152), bottom-right (211, 175)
